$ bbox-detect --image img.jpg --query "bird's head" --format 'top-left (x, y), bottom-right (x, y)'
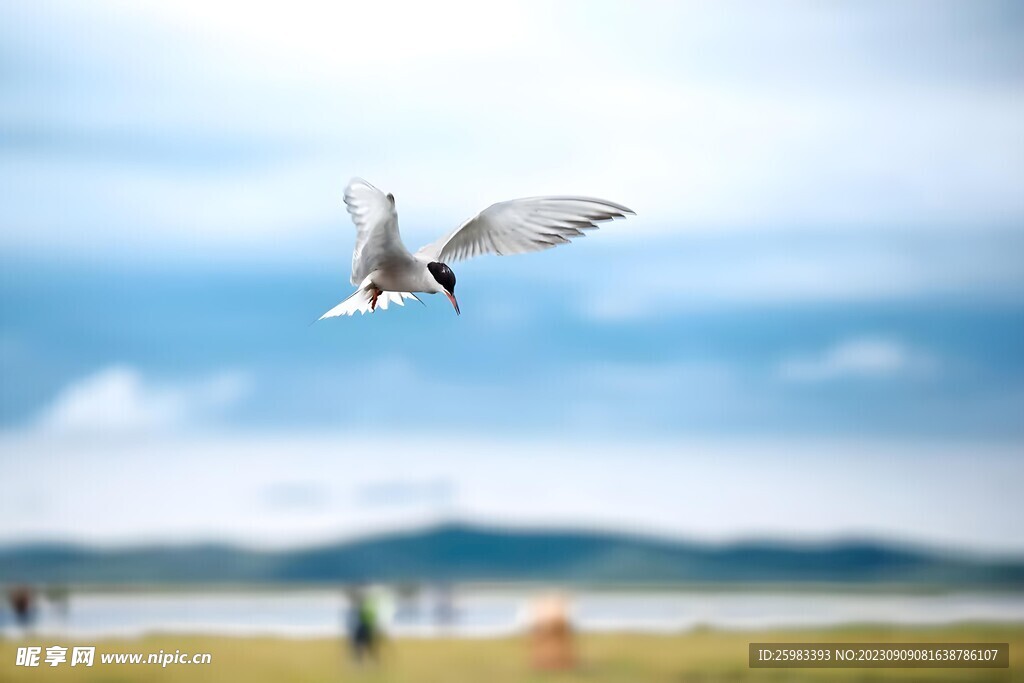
top-left (427, 261), bottom-right (459, 315)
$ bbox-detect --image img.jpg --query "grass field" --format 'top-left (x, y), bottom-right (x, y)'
top-left (2, 625), bottom-right (1021, 682)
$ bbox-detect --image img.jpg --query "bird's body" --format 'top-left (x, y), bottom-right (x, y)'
top-left (319, 178), bottom-right (634, 318)
top-left (369, 261), bottom-right (431, 294)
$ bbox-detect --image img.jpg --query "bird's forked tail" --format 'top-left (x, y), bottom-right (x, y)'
top-left (317, 279), bottom-right (422, 320)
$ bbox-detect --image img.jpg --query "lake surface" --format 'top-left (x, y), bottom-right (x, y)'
top-left (3, 589), bottom-right (1023, 639)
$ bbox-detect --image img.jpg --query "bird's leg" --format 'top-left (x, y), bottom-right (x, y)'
top-left (370, 288), bottom-right (381, 311)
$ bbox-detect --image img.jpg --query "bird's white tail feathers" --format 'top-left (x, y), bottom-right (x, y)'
top-left (318, 282), bottom-right (422, 319)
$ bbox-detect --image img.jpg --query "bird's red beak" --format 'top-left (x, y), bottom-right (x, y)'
top-left (445, 291), bottom-right (460, 315)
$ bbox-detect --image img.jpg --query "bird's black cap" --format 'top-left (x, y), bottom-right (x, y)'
top-left (427, 262), bottom-right (456, 294)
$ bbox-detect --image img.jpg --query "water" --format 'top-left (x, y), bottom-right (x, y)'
top-left (3, 589), bottom-right (1022, 639)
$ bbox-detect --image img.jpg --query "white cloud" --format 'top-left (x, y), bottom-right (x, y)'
top-left (36, 365), bottom-right (251, 435)
top-left (2, 1), bottom-right (1024, 261)
top-left (777, 337), bottom-right (936, 383)
top-left (133, 0), bottom-right (534, 72)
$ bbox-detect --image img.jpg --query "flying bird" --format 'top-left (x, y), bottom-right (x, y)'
top-left (319, 178), bottom-right (635, 318)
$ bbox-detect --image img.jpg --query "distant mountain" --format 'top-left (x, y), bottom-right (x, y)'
top-left (1, 523), bottom-right (1021, 587)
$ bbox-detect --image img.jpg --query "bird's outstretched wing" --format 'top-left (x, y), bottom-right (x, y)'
top-left (415, 196), bottom-right (634, 263)
top-left (345, 178), bottom-right (413, 285)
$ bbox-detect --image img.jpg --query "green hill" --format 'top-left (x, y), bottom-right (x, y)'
top-left (1, 523), bottom-right (1021, 587)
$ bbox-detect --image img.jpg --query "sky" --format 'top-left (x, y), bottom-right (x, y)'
top-left (1, 0), bottom-right (1023, 552)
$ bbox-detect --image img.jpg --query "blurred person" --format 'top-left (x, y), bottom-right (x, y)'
top-left (7, 585), bottom-right (37, 631)
top-left (528, 592), bottom-right (575, 671)
top-left (391, 583), bottom-right (416, 628)
top-left (345, 588), bottom-right (380, 664)
top-left (433, 583), bottom-right (456, 629)
top-left (44, 584), bottom-right (70, 620)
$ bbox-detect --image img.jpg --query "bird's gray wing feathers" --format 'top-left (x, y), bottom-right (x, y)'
top-left (415, 196), bottom-right (634, 264)
top-left (345, 178), bottom-right (412, 285)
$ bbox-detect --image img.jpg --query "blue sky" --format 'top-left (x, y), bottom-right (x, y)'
top-left (1, 1), bottom-right (1023, 550)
